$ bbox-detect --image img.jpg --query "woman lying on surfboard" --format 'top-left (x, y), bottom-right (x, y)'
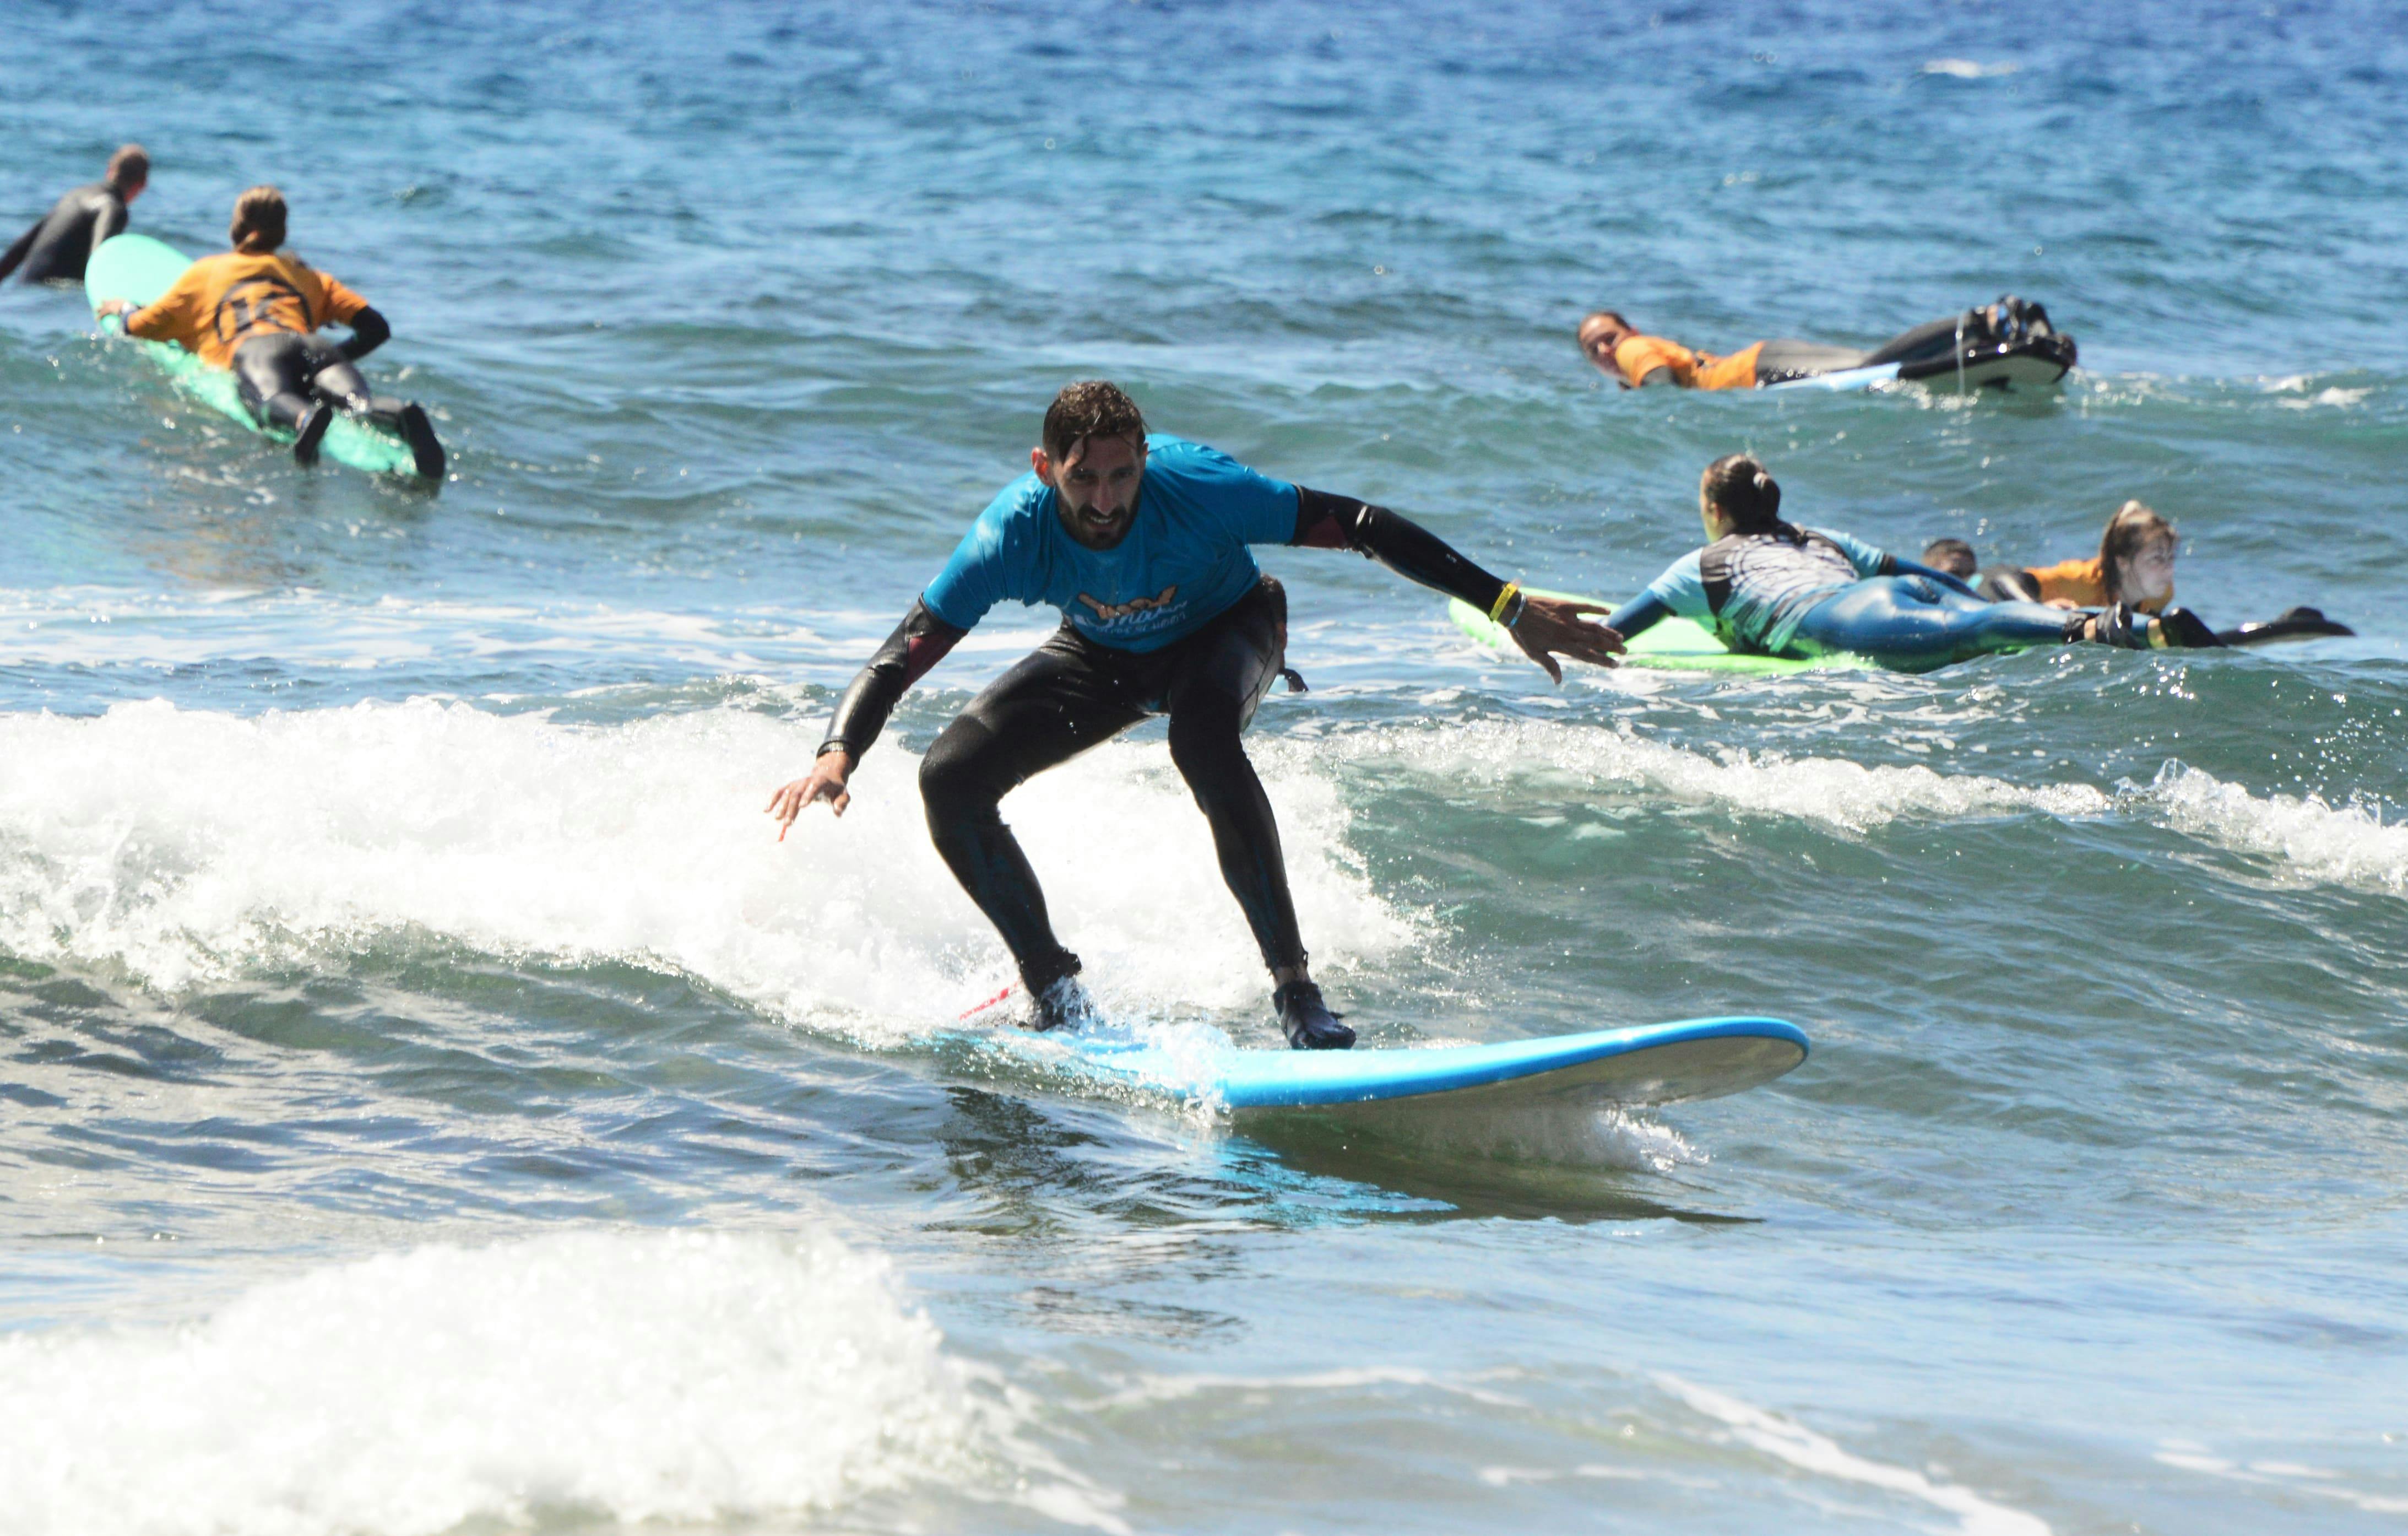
top-left (1599, 455), bottom-right (2220, 673)
top-left (96, 186), bottom-right (442, 476)
top-left (1576, 296), bottom-right (2074, 391)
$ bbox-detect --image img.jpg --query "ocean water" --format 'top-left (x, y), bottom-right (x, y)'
top-left (4, 1), bottom-right (2406, 1531)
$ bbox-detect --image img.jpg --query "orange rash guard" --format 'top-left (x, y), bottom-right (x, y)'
top-left (124, 250), bottom-right (370, 370)
top-left (1609, 334), bottom-right (1764, 391)
top-left (2026, 555), bottom-right (2170, 613)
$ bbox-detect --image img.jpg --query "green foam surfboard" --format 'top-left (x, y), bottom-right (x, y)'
top-left (1447, 590), bottom-right (1872, 675)
top-left (85, 233), bottom-right (425, 477)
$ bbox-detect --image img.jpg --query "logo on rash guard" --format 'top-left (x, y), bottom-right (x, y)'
top-left (1077, 586), bottom-right (1178, 623)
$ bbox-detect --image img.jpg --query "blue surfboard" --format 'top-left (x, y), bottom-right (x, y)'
top-left (974, 1015), bottom-right (1808, 1115)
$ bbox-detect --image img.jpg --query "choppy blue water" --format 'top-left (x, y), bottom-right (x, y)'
top-left (4, 2), bottom-right (2406, 1531)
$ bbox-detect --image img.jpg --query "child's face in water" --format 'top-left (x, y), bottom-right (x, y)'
top-left (2119, 535), bottom-right (2177, 604)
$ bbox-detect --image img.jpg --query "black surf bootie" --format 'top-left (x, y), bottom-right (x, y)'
top-left (397, 401), bottom-right (446, 480)
top-left (1020, 949), bottom-right (1097, 1033)
top-left (291, 401), bottom-right (333, 467)
top-left (2092, 602), bottom-right (2220, 651)
top-left (1274, 980), bottom-right (1355, 1051)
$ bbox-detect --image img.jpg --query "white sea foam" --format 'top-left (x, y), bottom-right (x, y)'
top-left (2134, 760), bottom-right (2408, 894)
top-left (0, 583), bottom-right (1033, 675)
top-left (1659, 1375), bottom-right (2051, 1536)
top-left (1922, 57), bottom-right (2020, 78)
top-left (0, 1227), bottom-right (1126, 1536)
top-left (2154, 1441), bottom-right (2408, 1517)
top-left (0, 699), bottom-right (1412, 1033)
top-left (1317, 720), bottom-right (2113, 833)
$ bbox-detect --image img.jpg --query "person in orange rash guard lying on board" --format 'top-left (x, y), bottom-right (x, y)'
top-left (1576, 299), bottom-right (2059, 391)
top-left (98, 185), bottom-right (443, 476)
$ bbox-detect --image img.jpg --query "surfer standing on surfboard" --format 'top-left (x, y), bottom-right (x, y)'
top-left (768, 381), bottom-right (1623, 1049)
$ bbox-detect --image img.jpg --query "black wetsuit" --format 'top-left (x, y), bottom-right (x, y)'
top-left (0, 182), bottom-right (129, 285)
top-left (822, 486), bottom-right (1514, 996)
top-left (231, 313), bottom-right (391, 432)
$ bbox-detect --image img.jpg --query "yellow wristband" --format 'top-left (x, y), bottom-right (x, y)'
top-left (1488, 581), bottom-right (1522, 623)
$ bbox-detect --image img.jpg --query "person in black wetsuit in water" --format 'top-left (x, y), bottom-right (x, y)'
top-left (766, 381), bottom-right (1626, 1049)
top-left (0, 145), bottom-right (148, 286)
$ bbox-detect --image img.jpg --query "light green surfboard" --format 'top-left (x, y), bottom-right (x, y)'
top-left (85, 233), bottom-right (425, 476)
top-left (1447, 590), bottom-right (1872, 675)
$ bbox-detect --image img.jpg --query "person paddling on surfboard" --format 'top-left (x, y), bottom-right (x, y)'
top-left (0, 145), bottom-right (147, 287)
top-left (1576, 298), bottom-right (2072, 390)
top-left (1600, 455), bottom-right (2222, 673)
top-left (96, 186), bottom-right (443, 477)
top-left (767, 381), bottom-right (1624, 1049)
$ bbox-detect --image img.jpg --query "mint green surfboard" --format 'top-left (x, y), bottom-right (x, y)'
top-left (1447, 589), bottom-right (1872, 675)
top-left (85, 233), bottom-right (425, 477)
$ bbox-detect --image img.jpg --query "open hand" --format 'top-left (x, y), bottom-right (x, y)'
top-left (766, 748), bottom-right (854, 839)
top-left (1509, 594), bottom-right (1624, 683)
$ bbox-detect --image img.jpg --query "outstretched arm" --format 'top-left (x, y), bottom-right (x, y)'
top-left (766, 599), bottom-right (965, 835)
top-left (1601, 591), bottom-right (1671, 640)
top-left (1292, 487), bottom-right (1623, 682)
top-left (339, 306), bottom-right (391, 361)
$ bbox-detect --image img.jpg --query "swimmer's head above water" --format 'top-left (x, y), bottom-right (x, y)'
top-left (1577, 310), bottom-right (1635, 374)
top-left (1033, 379), bottom-right (1149, 551)
top-left (2101, 500), bottom-right (2177, 607)
top-left (105, 144), bottom-right (149, 203)
top-left (1920, 538), bottom-right (1978, 579)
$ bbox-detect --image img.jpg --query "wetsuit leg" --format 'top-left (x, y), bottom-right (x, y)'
top-left (1791, 575), bottom-right (2080, 672)
top-left (1753, 339), bottom-right (1870, 383)
top-left (297, 338), bottom-right (376, 414)
top-left (1158, 580), bottom-right (1303, 973)
top-left (230, 334), bottom-right (318, 430)
top-left (1861, 312), bottom-right (1983, 369)
top-left (918, 631), bottom-right (1149, 978)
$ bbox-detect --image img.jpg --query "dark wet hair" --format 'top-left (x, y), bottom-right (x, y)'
top-left (1042, 380), bottom-right (1147, 464)
top-left (2098, 500), bottom-right (2176, 602)
top-left (1921, 537), bottom-right (1978, 578)
top-left (106, 144), bottom-right (149, 193)
top-left (229, 185), bottom-right (287, 253)
top-left (1702, 453), bottom-right (1796, 539)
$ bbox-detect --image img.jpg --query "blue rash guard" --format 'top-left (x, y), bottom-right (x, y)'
top-left (1619, 525), bottom-right (1893, 656)
top-left (921, 434), bottom-right (1299, 652)
top-left (1602, 524), bottom-right (2082, 673)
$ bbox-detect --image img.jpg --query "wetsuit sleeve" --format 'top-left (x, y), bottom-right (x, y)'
top-left (818, 599), bottom-right (967, 761)
top-left (0, 219), bottom-right (38, 283)
top-left (1290, 487), bottom-right (1510, 613)
top-left (1634, 366), bottom-right (1678, 387)
top-left (340, 306), bottom-right (391, 361)
top-left (1601, 590), bottom-right (1671, 639)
